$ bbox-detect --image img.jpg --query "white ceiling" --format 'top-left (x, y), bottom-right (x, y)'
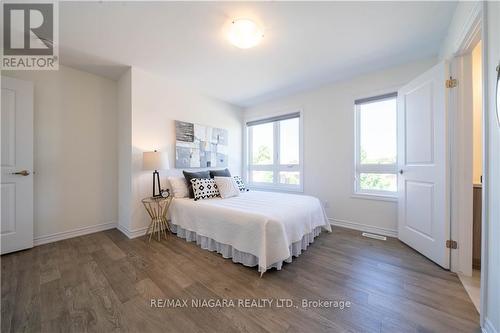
top-left (59, 1), bottom-right (457, 107)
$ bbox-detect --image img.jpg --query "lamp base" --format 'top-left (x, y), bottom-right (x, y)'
top-left (152, 170), bottom-right (162, 197)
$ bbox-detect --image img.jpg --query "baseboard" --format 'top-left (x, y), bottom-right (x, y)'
top-left (329, 218), bottom-right (398, 238)
top-left (116, 224), bottom-right (148, 239)
top-left (33, 221), bottom-right (117, 246)
top-left (483, 318), bottom-right (498, 333)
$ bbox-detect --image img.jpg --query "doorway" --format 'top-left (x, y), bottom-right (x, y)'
top-left (459, 40), bottom-right (483, 313)
top-left (449, 30), bottom-right (484, 314)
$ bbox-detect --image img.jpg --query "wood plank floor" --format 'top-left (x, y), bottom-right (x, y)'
top-left (1, 227), bottom-right (480, 333)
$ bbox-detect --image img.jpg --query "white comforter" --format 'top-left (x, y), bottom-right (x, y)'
top-left (168, 191), bottom-right (331, 272)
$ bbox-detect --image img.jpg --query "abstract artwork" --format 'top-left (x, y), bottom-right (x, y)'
top-left (175, 120), bottom-right (229, 168)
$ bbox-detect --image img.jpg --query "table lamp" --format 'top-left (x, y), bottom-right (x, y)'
top-left (143, 150), bottom-right (169, 197)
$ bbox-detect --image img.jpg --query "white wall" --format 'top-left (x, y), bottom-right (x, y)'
top-left (118, 67), bottom-right (243, 235)
top-left (244, 58), bottom-right (436, 235)
top-left (2, 65), bottom-right (118, 242)
top-left (485, 2), bottom-right (500, 331)
top-left (472, 41), bottom-right (483, 184)
top-left (117, 68), bottom-right (132, 232)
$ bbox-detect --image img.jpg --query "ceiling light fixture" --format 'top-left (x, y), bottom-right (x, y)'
top-left (227, 19), bottom-right (263, 49)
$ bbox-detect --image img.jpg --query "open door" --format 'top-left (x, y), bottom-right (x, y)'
top-left (397, 62), bottom-right (450, 269)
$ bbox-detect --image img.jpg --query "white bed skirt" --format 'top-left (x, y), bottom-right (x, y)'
top-left (169, 223), bottom-right (323, 273)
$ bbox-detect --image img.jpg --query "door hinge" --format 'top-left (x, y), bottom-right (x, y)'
top-left (446, 240), bottom-right (458, 249)
top-left (446, 78), bottom-right (458, 88)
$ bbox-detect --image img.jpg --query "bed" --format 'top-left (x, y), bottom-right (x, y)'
top-left (168, 190), bottom-right (331, 274)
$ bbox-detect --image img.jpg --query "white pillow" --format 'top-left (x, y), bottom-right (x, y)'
top-left (214, 177), bottom-right (240, 199)
top-left (168, 176), bottom-right (189, 198)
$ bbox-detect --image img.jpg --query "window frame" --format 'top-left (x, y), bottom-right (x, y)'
top-left (353, 93), bottom-right (398, 200)
top-left (245, 110), bottom-right (304, 192)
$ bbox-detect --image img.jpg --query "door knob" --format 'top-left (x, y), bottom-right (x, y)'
top-left (399, 169), bottom-right (404, 175)
top-left (12, 170), bottom-right (30, 176)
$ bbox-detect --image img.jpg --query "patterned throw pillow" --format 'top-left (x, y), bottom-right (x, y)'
top-left (233, 176), bottom-right (249, 192)
top-left (190, 178), bottom-right (220, 201)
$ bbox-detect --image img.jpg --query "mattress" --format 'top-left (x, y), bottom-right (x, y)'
top-left (168, 190), bottom-right (331, 273)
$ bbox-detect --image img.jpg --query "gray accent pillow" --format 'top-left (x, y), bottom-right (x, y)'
top-left (183, 170), bottom-right (210, 198)
top-left (209, 168), bottom-right (231, 178)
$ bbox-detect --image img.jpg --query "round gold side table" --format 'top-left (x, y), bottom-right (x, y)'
top-left (141, 196), bottom-right (172, 242)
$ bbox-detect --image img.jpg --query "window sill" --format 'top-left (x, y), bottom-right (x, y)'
top-left (351, 192), bottom-right (397, 202)
top-left (248, 185), bottom-right (304, 194)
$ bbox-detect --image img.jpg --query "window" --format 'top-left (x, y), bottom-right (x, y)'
top-left (246, 112), bottom-right (302, 191)
top-left (354, 93), bottom-right (398, 197)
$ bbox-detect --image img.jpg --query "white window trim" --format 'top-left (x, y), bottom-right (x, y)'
top-left (353, 93), bottom-right (398, 201)
top-left (244, 109), bottom-right (304, 192)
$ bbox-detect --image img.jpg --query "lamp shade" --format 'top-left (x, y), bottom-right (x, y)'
top-left (143, 151), bottom-right (169, 171)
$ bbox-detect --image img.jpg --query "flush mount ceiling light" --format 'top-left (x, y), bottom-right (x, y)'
top-left (227, 19), bottom-right (263, 49)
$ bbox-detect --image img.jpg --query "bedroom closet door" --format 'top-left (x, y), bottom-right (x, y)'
top-left (397, 62), bottom-right (450, 269)
top-left (1, 76), bottom-right (34, 254)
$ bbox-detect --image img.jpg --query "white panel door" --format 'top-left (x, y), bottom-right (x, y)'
top-left (1, 76), bottom-right (34, 254)
top-left (397, 62), bottom-right (449, 269)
